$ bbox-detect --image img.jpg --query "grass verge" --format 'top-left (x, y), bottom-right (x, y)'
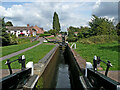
top-left (0, 41), bottom-right (40, 57)
top-left (74, 41), bottom-right (119, 70)
top-left (46, 36), bottom-right (56, 40)
top-left (1, 44), bottom-right (55, 69)
top-left (17, 38), bottom-right (31, 44)
top-left (78, 35), bottom-right (118, 44)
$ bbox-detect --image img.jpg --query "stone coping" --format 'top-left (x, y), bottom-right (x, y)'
top-left (34, 44), bottom-right (59, 77)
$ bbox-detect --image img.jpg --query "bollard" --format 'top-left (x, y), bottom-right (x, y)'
top-left (5, 59), bottom-right (12, 74)
top-left (93, 56), bottom-right (97, 71)
top-left (26, 62), bottom-right (34, 76)
top-left (85, 62), bottom-right (93, 77)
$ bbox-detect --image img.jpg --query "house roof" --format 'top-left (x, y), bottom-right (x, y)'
top-left (33, 25), bottom-right (44, 32)
top-left (6, 26), bottom-right (29, 31)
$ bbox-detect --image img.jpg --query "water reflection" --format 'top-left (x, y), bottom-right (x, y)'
top-left (55, 51), bottom-right (71, 88)
top-left (37, 48), bottom-right (71, 89)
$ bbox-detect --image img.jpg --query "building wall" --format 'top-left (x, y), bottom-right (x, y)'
top-left (6, 24), bottom-right (37, 37)
top-left (6, 30), bottom-right (30, 37)
top-left (32, 31), bottom-right (36, 36)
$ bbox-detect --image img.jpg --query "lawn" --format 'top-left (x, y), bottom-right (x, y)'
top-left (74, 41), bottom-right (119, 70)
top-left (1, 44), bottom-right (55, 69)
top-left (47, 37), bottom-right (56, 39)
top-left (17, 38), bottom-right (31, 44)
top-left (0, 41), bottom-right (39, 57)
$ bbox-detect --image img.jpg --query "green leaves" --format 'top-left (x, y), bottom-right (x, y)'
top-left (0, 18), bottom-right (17, 46)
top-left (116, 22), bottom-right (120, 36)
top-left (48, 29), bottom-right (57, 36)
top-left (5, 21), bottom-right (13, 26)
top-left (89, 15), bottom-right (116, 36)
top-left (53, 12), bottom-right (61, 33)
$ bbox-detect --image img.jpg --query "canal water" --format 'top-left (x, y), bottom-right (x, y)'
top-left (36, 47), bottom-right (72, 89)
top-left (55, 49), bottom-right (71, 88)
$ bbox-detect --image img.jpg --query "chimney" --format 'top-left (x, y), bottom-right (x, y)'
top-left (27, 24), bottom-right (29, 27)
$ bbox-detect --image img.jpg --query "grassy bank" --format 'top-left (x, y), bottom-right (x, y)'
top-left (1, 44), bottom-right (55, 69)
top-left (0, 41), bottom-right (39, 57)
top-left (74, 41), bottom-right (119, 70)
top-left (17, 38), bottom-right (31, 44)
top-left (46, 36), bottom-right (56, 39)
top-left (78, 35), bottom-right (118, 44)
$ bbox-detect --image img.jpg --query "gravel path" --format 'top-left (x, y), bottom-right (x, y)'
top-left (0, 39), bottom-right (43, 61)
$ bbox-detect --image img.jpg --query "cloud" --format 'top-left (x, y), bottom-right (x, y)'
top-left (0, 2), bottom-right (94, 31)
top-left (93, 2), bottom-right (118, 24)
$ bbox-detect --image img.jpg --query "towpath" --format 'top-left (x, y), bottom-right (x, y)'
top-left (0, 38), bottom-right (43, 61)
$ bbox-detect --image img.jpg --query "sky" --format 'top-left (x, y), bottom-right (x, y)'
top-left (0, 0), bottom-right (119, 31)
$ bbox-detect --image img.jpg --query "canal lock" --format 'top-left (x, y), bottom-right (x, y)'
top-left (36, 44), bottom-right (84, 89)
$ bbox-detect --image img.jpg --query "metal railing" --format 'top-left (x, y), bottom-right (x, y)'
top-left (93, 56), bottom-right (112, 76)
top-left (5, 55), bottom-right (26, 75)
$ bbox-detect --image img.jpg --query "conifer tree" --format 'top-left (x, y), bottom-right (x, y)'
top-left (53, 12), bottom-right (61, 33)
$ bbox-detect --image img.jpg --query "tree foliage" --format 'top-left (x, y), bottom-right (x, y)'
top-left (77, 26), bottom-right (91, 38)
top-left (68, 26), bottom-right (80, 32)
top-left (0, 18), bottom-right (17, 46)
top-left (116, 22), bottom-right (120, 36)
top-left (53, 12), bottom-right (61, 33)
top-left (5, 21), bottom-right (13, 26)
top-left (67, 15), bottom-right (117, 42)
top-left (48, 29), bottom-right (57, 36)
top-left (89, 15), bottom-right (116, 36)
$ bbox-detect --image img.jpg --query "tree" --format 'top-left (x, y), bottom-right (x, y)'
top-left (68, 26), bottom-right (80, 32)
top-left (89, 15), bottom-right (116, 36)
top-left (0, 18), bottom-right (17, 46)
top-left (0, 18), bottom-right (11, 46)
top-left (48, 29), bottom-right (57, 36)
top-left (53, 12), bottom-right (61, 33)
top-left (5, 21), bottom-right (13, 26)
top-left (116, 22), bottom-right (120, 36)
top-left (77, 26), bottom-right (91, 38)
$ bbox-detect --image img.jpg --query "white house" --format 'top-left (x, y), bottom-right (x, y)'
top-left (6, 25), bottom-right (37, 37)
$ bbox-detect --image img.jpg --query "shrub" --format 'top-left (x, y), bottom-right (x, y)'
top-left (78, 35), bottom-right (118, 44)
top-left (39, 34), bottom-right (51, 37)
top-left (17, 38), bottom-right (30, 44)
top-left (67, 36), bottom-right (78, 42)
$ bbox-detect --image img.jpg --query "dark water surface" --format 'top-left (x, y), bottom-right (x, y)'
top-left (55, 50), bottom-right (71, 88)
top-left (37, 48), bottom-right (71, 89)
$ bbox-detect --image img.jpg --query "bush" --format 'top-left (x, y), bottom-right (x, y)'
top-left (39, 34), bottom-right (51, 37)
top-left (9, 34), bottom-right (18, 45)
top-left (17, 38), bottom-right (30, 44)
top-left (67, 36), bottom-right (78, 42)
top-left (78, 35), bottom-right (118, 44)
